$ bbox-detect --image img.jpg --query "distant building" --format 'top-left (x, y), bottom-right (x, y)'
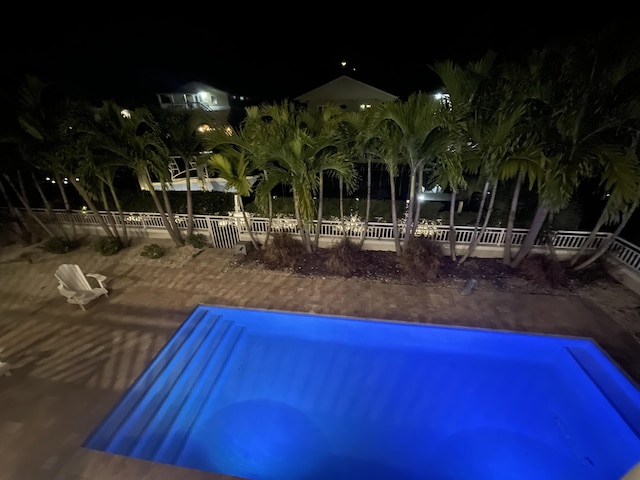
top-left (156, 81), bottom-right (232, 126)
top-left (294, 75), bottom-right (398, 111)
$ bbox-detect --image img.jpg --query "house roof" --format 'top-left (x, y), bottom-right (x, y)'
top-left (294, 75), bottom-right (398, 104)
top-left (170, 81), bottom-right (229, 96)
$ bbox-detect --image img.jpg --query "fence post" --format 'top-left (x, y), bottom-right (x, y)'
top-left (207, 216), bottom-right (215, 246)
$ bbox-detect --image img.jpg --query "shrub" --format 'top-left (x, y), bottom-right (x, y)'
top-left (140, 243), bottom-right (166, 259)
top-left (518, 254), bottom-right (569, 289)
top-left (398, 235), bottom-right (443, 282)
top-left (94, 237), bottom-right (124, 256)
top-left (261, 232), bottom-right (305, 269)
top-left (324, 238), bottom-right (360, 277)
top-left (186, 233), bottom-right (209, 249)
top-left (39, 237), bottom-right (78, 254)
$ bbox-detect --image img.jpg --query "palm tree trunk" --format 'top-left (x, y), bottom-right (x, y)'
top-left (160, 178), bottom-right (184, 246)
top-left (449, 190), bottom-right (457, 261)
top-left (314, 172), bottom-right (324, 251)
top-left (141, 172), bottom-right (182, 246)
top-left (70, 178), bottom-right (115, 237)
top-left (573, 209), bottom-right (633, 271)
top-left (99, 184), bottom-right (121, 242)
top-left (54, 173), bottom-right (72, 212)
top-left (404, 168), bottom-right (418, 246)
top-left (185, 157), bottom-right (194, 237)
top-left (107, 180), bottom-right (128, 245)
top-left (459, 180), bottom-right (498, 264)
top-left (569, 208), bottom-right (607, 267)
top-left (412, 165), bottom-right (424, 232)
top-left (469, 180), bottom-right (489, 245)
top-left (359, 155), bottom-right (372, 249)
top-left (0, 177), bottom-right (34, 242)
top-left (54, 172), bottom-right (76, 239)
top-left (389, 171), bottom-right (401, 254)
top-left (263, 170), bottom-right (273, 248)
top-left (238, 197), bottom-right (260, 250)
top-left (293, 191), bottom-right (312, 253)
top-left (545, 231), bottom-right (559, 262)
top-left (511, 205), bottom-right (549, 268)
top-left (339, 177), bottom-right (347, 238)
top-left (4, 173), bottom-right (56, 238)
top-left (503, 171), bottom-right (523, 265)
top-left (31, 171), bottom-right (53, 217)
top-left (32, 171), bottom-right (67, 239)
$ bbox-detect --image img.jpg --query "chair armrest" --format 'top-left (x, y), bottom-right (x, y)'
top-left (86, 273), bottom-right (107, 287)
top-left (57, 285), bottom-right (77, 299)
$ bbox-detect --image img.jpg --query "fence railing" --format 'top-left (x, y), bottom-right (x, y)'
top-left (18, 208), bottom-right (640, 274)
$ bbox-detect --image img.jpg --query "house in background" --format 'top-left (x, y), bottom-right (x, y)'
top-left (156, 81), bottom-right (232, 126)
top-left (294, 75), bottom-right (398, 111)
top-left (143, 76), bottom-right (398, 203)
top-left (142, 81), bottom-right (253, 198)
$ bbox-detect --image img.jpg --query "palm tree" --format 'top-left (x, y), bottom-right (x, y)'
top-left (241, 101), bottom-right (355, 253)
top-left (457, 102), bottom-right (534, 264)
top-left (431, 53), bottom-right (496, 260)
top-left (512, 39), bottom-right (640, 268)
top-left (155, 108), bottom-right (215, 237)
top-left (208, 152), bottom-right (261, 250)
top-left (571, 147), bottom-right (640, 270)
top-left (7, 77), bottom-right (118, 238)
top-left (377, 92), bottom-right (451, 250)
top-left (376, 122), bottom-right (404, 254)
top-left (94, 102), bottom-right (185, 246)
top-left (339, 109), bottom-right (380, 248)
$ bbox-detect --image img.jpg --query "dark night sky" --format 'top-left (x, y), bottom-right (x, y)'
top-left (1, 8), bottom-right (636, 108)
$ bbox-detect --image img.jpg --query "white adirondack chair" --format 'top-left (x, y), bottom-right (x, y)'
top-left (55, 264), bottom-right (108, 310)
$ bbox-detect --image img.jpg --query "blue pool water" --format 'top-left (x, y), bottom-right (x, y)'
top-left (84, 305), bottom-right (640, 479)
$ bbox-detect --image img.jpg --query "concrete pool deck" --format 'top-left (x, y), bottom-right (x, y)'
top-left (1, 243), bottom-right (639, 479)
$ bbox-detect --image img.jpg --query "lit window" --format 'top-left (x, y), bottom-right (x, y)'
top-left (359, 104), bottom-right (372, 110)
top-left (121, 109), bottom-right (131, 119)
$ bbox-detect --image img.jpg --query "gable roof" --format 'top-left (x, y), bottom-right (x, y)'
top-left (295, 75), bottom-right (398, 104)
top-left (173, 81), bottom-right (229, 96)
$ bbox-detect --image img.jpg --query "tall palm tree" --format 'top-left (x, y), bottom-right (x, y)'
top-left (94, 102), bottom-right (185, 246)
top-left (241, 101), bottom-right (355, 253)
top-left (512, 39), bottom-right (640, 267)
top-left (376, 122), bottom-right (405, 254)
top-left (431, 54), bottom-right (496, 260)
top-left (339, 109), bottom-right (381, 248)
top-left (377, 92), bottom-right (451, 250)
top-left (155, 108), bottom-right (215, 237)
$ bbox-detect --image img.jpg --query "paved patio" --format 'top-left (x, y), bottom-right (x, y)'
top-left (0, 243), bottom-right (639, 480)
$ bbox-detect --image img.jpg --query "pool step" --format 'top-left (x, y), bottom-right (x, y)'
top-left (131, 319), bottom-right (245, 460)
top-left (84, 308), bottom-right (236, 455)
top-left (156, 322), bottom-right (245, 465)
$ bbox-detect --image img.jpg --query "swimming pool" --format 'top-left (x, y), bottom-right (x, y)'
top-left (84, 304), bottom-right (640, 479)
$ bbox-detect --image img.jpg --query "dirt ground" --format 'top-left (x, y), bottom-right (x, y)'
top-left (231, 244), bottom-right (640, 340)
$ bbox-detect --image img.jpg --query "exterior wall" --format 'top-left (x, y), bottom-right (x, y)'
top-left (29, 209), bottom-right (640, 296)
top-left (605, 257), bottom-right (640, 296)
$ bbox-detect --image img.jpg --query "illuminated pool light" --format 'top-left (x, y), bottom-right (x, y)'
top-left (84, 305), bottom-right (640, 479)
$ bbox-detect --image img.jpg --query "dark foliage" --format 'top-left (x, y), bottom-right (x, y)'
top-left (38, 236), bottom-right (78, 254)
top-left (398, 236), bottom-right (444, 282)
top-left (140, 243), bottom-right (166, 259)
top-left (323, 238), bottom-right (362, 278)
top-left (94, 237), bottom-right (124, 256)
top-left (186, 233), bottom-right (209, 249)
top-left (260, 232), bottom-right (307, 269)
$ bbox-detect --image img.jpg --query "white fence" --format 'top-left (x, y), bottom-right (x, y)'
top-left (21, 208), bottom-right (640, 275)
